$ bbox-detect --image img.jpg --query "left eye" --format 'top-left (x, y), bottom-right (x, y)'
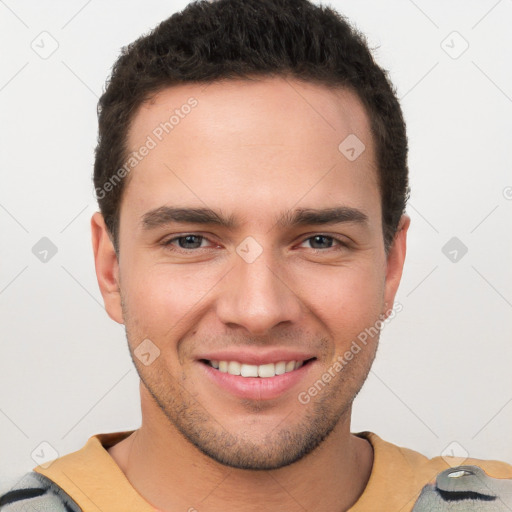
top-left (299, 235), bottom-right (345, 250)
top-left (164, 234), bottom-right (211, 250)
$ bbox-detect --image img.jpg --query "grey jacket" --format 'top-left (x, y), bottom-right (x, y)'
top-left (0, 471), bottom-right (80, 512)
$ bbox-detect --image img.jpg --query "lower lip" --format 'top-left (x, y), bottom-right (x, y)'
top-left (198, 360), bottom-right (315, 401)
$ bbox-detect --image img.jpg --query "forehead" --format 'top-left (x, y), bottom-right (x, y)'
top-left (121, 77), bottom-right (380, 228)
top-left (128, 76), bottom-right (373, 155)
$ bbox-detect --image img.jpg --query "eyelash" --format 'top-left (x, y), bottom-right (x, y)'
top-left (161, 233), bottom-right (349, 253)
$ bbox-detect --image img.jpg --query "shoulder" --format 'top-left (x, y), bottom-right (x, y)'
top-left (359, 431), bottom-right (512, 511)
top-left (0, 471), bottom-right (81, 511)
top-left (412, 463), bottom-right (512, 511)
top-left (400, 441), bottom-right (512, 480)
top-left (363, 431), bottom-right (512, 479)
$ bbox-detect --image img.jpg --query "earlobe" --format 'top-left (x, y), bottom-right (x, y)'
top-left (91, 212), bottom-right (124, 324)
top-left (383, 214), bottom-right (410, 315)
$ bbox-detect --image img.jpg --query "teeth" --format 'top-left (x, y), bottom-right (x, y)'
top-left (258, 363), bottom-right (275, 378)
top-left (275, 361), bottom-right (286, 375)
top-left (285, 361), bottom-right (295, 372)
top-left (228, 361), bottom-right (241, 375)
top-left (241, 364), bottom-right (258, 377)
top-left (210, 359), bottom-right (307, 378)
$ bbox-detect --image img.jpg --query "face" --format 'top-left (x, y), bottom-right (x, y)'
top-left (92, 76), bottom-right (409, 470)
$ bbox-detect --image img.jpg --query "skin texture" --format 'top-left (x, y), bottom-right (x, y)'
top-left (91, 76), bottom-right (410, 512)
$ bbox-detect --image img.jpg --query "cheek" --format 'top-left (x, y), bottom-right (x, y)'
top-left (298, 263), bottom-right (385, 340)
top-left (121, 259), bottom-right (223, 337)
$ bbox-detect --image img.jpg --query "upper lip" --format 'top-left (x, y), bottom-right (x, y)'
top-left (196, 348), bottom-right (316, 366)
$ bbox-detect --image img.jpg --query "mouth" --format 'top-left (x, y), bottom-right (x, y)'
top-left (200, 358), bottom-right (317, 378)
top-left (197, 357), bottom-right (317, 400)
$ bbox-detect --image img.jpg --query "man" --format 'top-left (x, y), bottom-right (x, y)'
top-left (2, 0), bottom-right (511, 510)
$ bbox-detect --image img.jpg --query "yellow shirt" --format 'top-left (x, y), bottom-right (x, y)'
top-left (33, 430), bottom-right (512, 512)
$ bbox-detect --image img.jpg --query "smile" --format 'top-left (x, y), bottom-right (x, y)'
top-left (203, 359), bottom-right (315, 378)
top-left (198, 357), bottom-right (317, 400)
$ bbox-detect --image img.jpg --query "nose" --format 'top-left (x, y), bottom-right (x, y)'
top-left (215, 245), bottom-right (304, 336)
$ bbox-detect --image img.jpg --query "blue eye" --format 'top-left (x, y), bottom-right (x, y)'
top-left (163, 234), bottom-right (209, 250)
top-left (305, 235), bottom-right (336, 249)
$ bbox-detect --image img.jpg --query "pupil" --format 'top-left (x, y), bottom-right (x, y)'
top-left (313, 235), bottom-right (331, 249)
top-left (180, 235), bottom-right (201, 248)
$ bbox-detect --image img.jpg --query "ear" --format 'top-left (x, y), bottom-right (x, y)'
top-left (383, 214), bottom-right (410, 316)
top-left (91, 211), bottom-right (124, 324)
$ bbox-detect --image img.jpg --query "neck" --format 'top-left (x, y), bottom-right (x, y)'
top-left (109, 390), bottom-right (373, 512)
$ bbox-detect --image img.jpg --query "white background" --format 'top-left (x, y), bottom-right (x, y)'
top-left (1, 0), bottom-right (511, 489)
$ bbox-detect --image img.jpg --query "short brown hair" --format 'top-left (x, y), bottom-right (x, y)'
top-left (93, 0), bottom-right (409, 254)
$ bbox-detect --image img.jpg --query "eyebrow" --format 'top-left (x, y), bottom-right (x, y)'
top-left (141, 205), bottom-right (368, 231)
